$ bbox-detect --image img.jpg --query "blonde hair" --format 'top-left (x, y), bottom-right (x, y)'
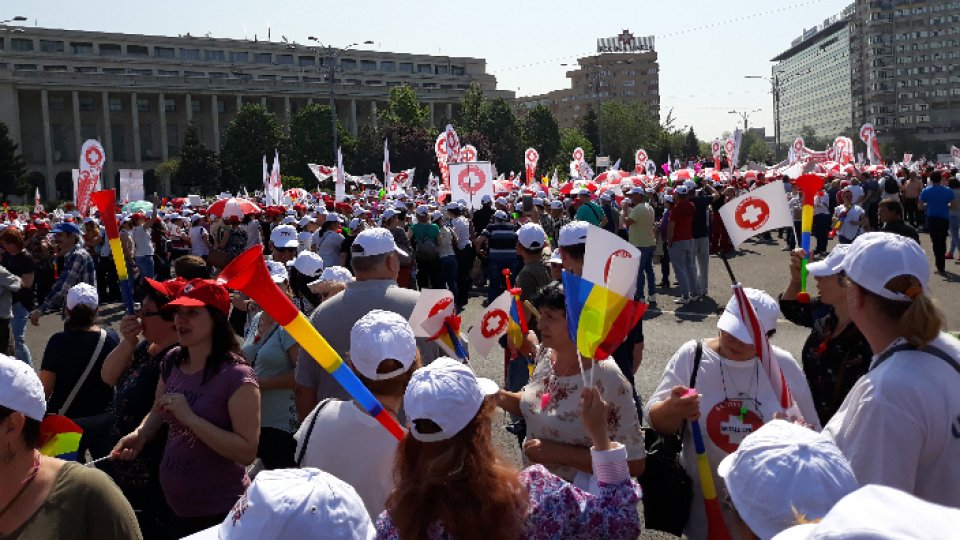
top-left (858, 274), bottom-right (944, 348)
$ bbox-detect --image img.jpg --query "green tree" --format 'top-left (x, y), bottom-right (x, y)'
top-left (683, 128), bottom-right (700, 159)
top-left (580, 107), bottom-right (599, 153)
top-left (558, 128), bottom-right (594, 173)
top-left (520, 105), bottom-right (561, 175)
top-left (798, 126), bottom-right (831, 153)
top-left (747, 138), bottom-right (773, 163)
top-left (353, 120), bottom-right (384, 182)
top-left (0, 122), bottom-right (29, 198)
top-left (220, 104), bottom-right (285, 192)
top-left (380, 85), bottom-right (428, 127)
top-left (173, 123), bottom-right (220, 194)
top-left (598, 101), bottom-right (662, 170)
top-left (479, 97), bottom-right (522, 174)
top-left (285, 103), bottom-right (352, 181)
top-left (281, 175), bottom-right (305, 189)
top-left (459, 83), bottom-right (485, 134)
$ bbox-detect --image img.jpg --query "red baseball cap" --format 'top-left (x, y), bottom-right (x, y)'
top-left (164, 278), bottom-right (230, 315)
top-left (144, 277), bottom-right (187, 300)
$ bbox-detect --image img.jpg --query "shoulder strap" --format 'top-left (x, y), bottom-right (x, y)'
top-left (872, 343), bottom-right (960, 374)
top-left (677, 340), bottom-right (704, 438)
top-left (59, 329), bottom-right (108, 416)
top-left (296, 398), bottom-right (332, 467)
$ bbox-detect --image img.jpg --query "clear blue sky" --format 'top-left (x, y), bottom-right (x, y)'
top-left (19, 0), bottom-right (853, 141)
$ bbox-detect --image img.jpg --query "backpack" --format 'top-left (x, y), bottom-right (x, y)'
top-left (415, 229), bottom-right (440, 262)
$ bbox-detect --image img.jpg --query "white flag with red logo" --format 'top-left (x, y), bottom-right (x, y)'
top-left (524, 148), bottom-right (539, 185)
top-left (903, 153), bottom-right (913, 164)
top-left (307, 163), bottom-right (335, 182)
top-left (582, 225), bottom-right (640, 299)
top-left (467, 291), bottom-right (515, 356)
top-left (34, 187), bottom-right (43, 213)
top-left (719, 180), bottom-right (793, 248)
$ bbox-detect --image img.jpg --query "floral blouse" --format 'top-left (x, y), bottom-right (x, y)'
top-left (374, 444), bottom-right (642, 540)
top-left (519, 347), bottom-right (645, 483)
top-left (780, 297), bottom-right (872, 423)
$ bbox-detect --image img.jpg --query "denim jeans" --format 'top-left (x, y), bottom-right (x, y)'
top-left (636, 245), bottom-right (656, 299)
top-left (486, 252), bottom-right (520, 304)
top-left (11, 302), bottom-right (31, 366)
top-left (668, 240), bottom-right (696, 298)
top-left (439, 255), bottom-right (459, 300)
top-left (692, 236), bottom-right (709, 296)
top-left (135, 255), bottom-right (155, 281)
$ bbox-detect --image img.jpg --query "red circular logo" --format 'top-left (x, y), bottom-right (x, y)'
top-left (706, 399), bottom-right (764, 454)
top-left (860, 125), bottom-right (874, 142)
top-left (734, 197), bottom-right (771, 231)
top-left (637, 150), bottom-right (648, 162)
top-left (724, 140), bottom-right (735, 155)
top-left (526, 149), bottom-right (538, 163)
top-left (429, 297), bottom-right (453, 318)
top-left (461, 146), bottom-right (476, 162)
top-left (457, 165), bottom-right (486, 195)
top-left (603, 249), bottom-right (633, 283)
top-left (480, 309), bottom-right (508, 339)
top-left (573, 148), bottom-right (584, 161)
top-left (84, 145), bottom-right (104, 168)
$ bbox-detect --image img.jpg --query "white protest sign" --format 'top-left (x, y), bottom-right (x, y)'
top-left (118, 169), bottom-right (145, 202)
top-left (449, 161), bottom-right (494, 209)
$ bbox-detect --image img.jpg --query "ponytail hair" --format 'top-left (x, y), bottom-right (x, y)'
top-left (858, 274), bottom-right (945, 348)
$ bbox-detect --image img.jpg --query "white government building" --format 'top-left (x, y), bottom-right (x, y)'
top-left (0, 26), bottom-right (512, 199)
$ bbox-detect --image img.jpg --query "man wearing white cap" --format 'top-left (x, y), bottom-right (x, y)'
top-left (188, 214), bottom-right (211, 259)
top-left (624, 187), bottom-right (657, 303)
top-left (294, 228), bottom-right (441, 421)
top-left (574, 188), bottom-right (606, 227)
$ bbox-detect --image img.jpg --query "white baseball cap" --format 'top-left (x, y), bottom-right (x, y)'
top-left (325, 213), bottom-right (342, 224)
top-left (66, 283), bottom-right (98, 311)
top-left (349, 310), bottom-right (417, 381)
top-left (599, 192), bottom-right (613, 201)
top-left (684, 179), bottom-right (696, 190)
top-left (403, 357), bottom-right (499, 442)
top-left (493, 210), bottom-right (509, 221)
top-left (549, 200), bottom-right (564, 210)
top-left (772, 485), bottom-right (960, 540)
top-left (270, 225), bottom-right (299, 249)
top-left (266, 260), bottom-right (288, 283)
top-left (718, 420), bottom-right (859, 540)
top-left (576, 188), bottom-right (591, 196)
top-left (281, 216), bottom-right (297, 225)
top-left (380, 208), bottom-right (397, 222)
top-left (287, 251), bottom-right (325, 278)
top-left (716, 287), bottom-right (780, 345)
top-left (517, 223), bottom-right (547, 250)
top-left (806, 243), bottom-right (851, 278)
top-left (309, 266), bottom-right (354, 287)
top-left (190, 214), bottom-right (203, 223)
top-left (628, 187), bottom-right (644, 195)
top-left (480, 194), bottom-right (493, 204)
top-left (842, 232), bottom-right (929, 302)
top-left (548, 249), bottom-right (562, 265)
top-left (415, 205), bottom-right (430, 215)
top-left (675, 185), bottom-right (689, 195)
top-left (298, 216), bottom-right (315, 228)
top-left (351, 227), bottom-right (408, 259)
top-left (184, 468), bottom-right (375, 540)
top-left (558, 221), bottom-right (590, 247)
top-left (0, 354), bottom-right (46, 421)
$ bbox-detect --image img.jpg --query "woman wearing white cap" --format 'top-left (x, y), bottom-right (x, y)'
top-left (39, 283), bottom-right (120, 460)
top-left (294, 310), bottom-right (420, 519)
top-left (377, 358), bottom-right (641, 539)
top-left (312, 214), bottom-right (345, 269)
top-left (241, 262), bottom-right (300, 470)
top-left (779, 245), bottom-right (872, 423)
top-left (645, 287), bottom-right (819, 540)
top-left (0, 355), bottom-right (142, 539)
top-left (823, 232), bottom-right (960, 508)
top-left (286, 251), bottom-right (325, 314)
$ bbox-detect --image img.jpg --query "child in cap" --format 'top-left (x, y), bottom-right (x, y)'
top-left (295, 310), bottom-right (420, 519)
top-left (377, 358), bottom-right (641, 539)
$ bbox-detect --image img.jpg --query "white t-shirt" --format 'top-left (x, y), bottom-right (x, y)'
top-left (834, 205), bottom-right (865, 240)
top-left (294, 400), bottom-right (399, 519)
top-left (244, 220), bottom-right (262, 249)
top-left (451, 216), bottom-right (471, 249)
top-left (313, 229), bottom-right (344, 268)
top-left (131, 225), bottom-right (154, 257)
top-left (644, 339), bottom-right (820, 540)
top-left (189, 225), bottom-right (210, 256)
top-left (297, 231), bottom-right (313, 254)
top-left (847, 184), bottom-right (865, 205)
top-left (824, 334), bottom-right (960, 508)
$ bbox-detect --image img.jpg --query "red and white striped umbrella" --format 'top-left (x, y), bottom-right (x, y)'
top-left (669, 168), bottom-right (694, 182)
top-left (219, 198), bottom-right (262, 219)
top-left (595, 169), bottom-right (629, 184)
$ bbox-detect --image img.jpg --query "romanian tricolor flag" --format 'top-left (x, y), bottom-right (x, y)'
top-left (90, 189), bottom-right (135, 314)
top-left (39, 415), bottom-right (83, 461)
top-left (562, 271), bottom-right (646, 361)
top-left (507, 290), bottom-right (525, 350)
top-left (428, 314), bottom-right (469, 362)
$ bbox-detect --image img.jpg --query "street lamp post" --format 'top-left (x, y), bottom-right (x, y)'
top-left (746, 70), bottom-right (808, 160)
top-left (308, 37), bottom-right (373, 162)
top-left (561, 58), bottom-right (632, 163)
top-left (728, 108), bottom-right (762, 131)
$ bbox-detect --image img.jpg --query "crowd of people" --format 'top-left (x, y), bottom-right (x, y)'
top-left (0, 156), bottom-right (957, 540)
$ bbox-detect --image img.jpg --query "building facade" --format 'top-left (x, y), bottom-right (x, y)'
top-left (516, 30), bottom-right (660, 130)
top-left (771, 4), bottom-right (856, 145)
top-left (849, 0), bottom-right (960, 146)
top-left (0, 26), bottom-right (511, 198)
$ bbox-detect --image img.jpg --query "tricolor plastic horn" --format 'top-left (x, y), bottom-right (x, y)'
top-left (90, 189), bottom-right (135, 314)
top-left (794, 175), bottom-right (825, 304)
top-left (218, 245), bottom-right (404, 440)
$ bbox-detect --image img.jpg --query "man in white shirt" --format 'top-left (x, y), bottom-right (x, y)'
top-left (130, 213), bottom-right (155, 280)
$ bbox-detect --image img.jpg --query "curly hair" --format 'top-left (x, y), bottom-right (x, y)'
top-left (385, 399), bottom-right (528, 540)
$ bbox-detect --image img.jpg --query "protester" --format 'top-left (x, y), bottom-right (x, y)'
top-left (377, 358), bottom-right (642, 539)
top-left (112, 279), bottom-right (261, 538)
top-left (474, 209), bottom-right (520, 304)
top-left (313, 214), bottom-right (344, 268)
top-left (295, 310), bottom-right (419, 519)
top-left (832, 188), bottom-right (868, 245)
top-left (433, 210), bottom-right (458, 295)
top-left (30, 221), bottom-right (96, 325)
top-left (0, 355), bottom-right (142, 539)
top-left (294, 228), bottom-right (439, 421)
top-left (667, 186), bottom-right (697, 303)
top-left (918, 171), bottom-right (955, 274)
top-left (25, 222), bottom-right (56, 304)
top-left (173, 254), bottom-right (211, 280)
top-left (1, 227), bottom-right (35, 364)
top-left (574, 188), bottom-right (606, 227)
top-left (131, 213), bottom-right (156, 281)
top-left (240, 261), bottom-right (299, 470)
top-left (645, 288), bottom-right (819, 540)
top-left (447, 203), bottom-right (474, 311)
top-left (718, 419), bottom-right (859, 539)
top-left (625, 187), bottom-right (657, 303)
top-left (286, 251), bottom-right (324, 313)
top-left (824, 232), bottom-right (960, 508)
top-left (878, 198), bottom-right (920, 244)
top-left (101, 278), bottom-right (182, 539)
top-left (39, 283), bottom-right (118, 460)
top-left (690, 181), bottom-right (718, 299)
top-left (188, 214), bottom-right (211, 259)
top-left (780, 245), bottom-right (872, 423)
top-left (947, 174), bottom-right (960, 262)
top-left (268, 223), bottom-right (299, 265)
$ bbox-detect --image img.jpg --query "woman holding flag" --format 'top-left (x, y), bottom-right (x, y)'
top-left (645, 288), bottom-right (818, 540)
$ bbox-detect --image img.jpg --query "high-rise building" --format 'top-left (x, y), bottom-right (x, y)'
top-left (771, 4), bottom-right (856, 149)
top-left (849, 0), bottom-right (960, 146)
top-left (516, 30), bottom-right (659, 131)
top-left (0, 26), bottom-right (510, 198)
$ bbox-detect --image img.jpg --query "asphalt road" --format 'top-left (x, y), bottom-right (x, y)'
top-left (24, 233), bottom-right (959, 539)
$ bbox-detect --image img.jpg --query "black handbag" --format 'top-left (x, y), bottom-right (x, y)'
top-left (638, 340), bottom-right (703, 536)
